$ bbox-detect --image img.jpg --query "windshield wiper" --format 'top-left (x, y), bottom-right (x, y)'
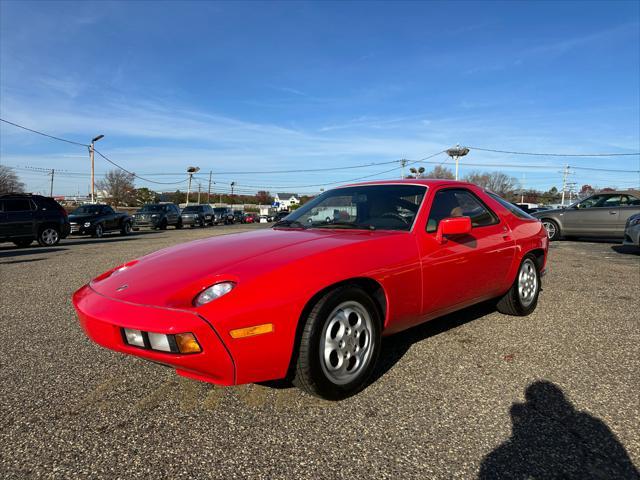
top-left (273, 219), bottom-right (308, 229)
top-left (311, 221), bottom-right (376, 230)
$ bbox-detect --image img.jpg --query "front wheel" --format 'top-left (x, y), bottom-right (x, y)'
top-left (92, 224), bottom-right (104, 238)
top-left (175, 219), bottom-right (183, 229)
top-left (496, 255), bottom-right (541, 316)
top-left (293, 286), bottom-right (382, 400)
top-left (120, 221), bottom-right (132, 235)
top-left (38, 226), bottom-right (60, 246)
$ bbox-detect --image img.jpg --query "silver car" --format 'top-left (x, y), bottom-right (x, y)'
top-left (532, 190), bottom-right (640, 240)
top-left (623, 213), bottom-right (640, 247)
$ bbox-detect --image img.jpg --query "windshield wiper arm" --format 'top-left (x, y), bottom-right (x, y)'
top-left (273, 219), bottom-right (307, 229)
top-left (312, 221), bottom-right (376, 230)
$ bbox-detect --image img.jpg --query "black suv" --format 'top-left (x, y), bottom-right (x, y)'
top-left (212, 207), bottom-right (234, 225)
top-left (181, 204), bottom-right (214, 227)
top-left (132, 203), bottom-right (183, 230)
top-left (0, 194), bottom-right (70, 247)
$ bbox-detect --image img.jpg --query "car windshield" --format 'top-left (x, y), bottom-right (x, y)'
top-left (139, 205), bottom-right (162, 212)
top-left (282, 184), bottom-right (427, 231)
top-left (182, 206), bottom-right (201, 212)
top-left (73, 205), bottom-right (102, 214)
top-left (213, 208), bottom-right (227, 213)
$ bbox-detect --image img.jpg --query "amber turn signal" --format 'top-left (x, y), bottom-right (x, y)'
top-left (175, 332), bottom-right (202, 353)
top-left (229, 323), bottom-right (274, 339)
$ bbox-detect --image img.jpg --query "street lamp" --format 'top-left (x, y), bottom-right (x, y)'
top-left (186, 166), bottom-right (200, 206)
top-left (90, 134), bottom-right (104, 203)
top-left (409, 166), bottom-right (425, 178)
top-left (445, 145), bottom-right (470, 180)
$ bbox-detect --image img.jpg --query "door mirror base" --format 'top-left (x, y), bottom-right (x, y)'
top-left (436, 216), bottom-right (472, 244)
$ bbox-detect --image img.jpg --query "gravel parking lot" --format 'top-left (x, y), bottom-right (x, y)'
top-left (1, 226), bottom-right (638, 479)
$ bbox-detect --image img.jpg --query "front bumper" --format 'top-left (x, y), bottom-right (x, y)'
top-left (73, 284), bottom-right (235, 385)
top-left (133, 218), bottom-right (160, 228)
top-left (70, 223), bottom-right (94, 235)
top-left (622, 225), bottom-right (640, 247)
top-left (181, 216), bottom-right (199, 225)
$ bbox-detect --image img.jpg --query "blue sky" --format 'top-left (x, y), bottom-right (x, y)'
top-left (1, 0), bottom-right (639, 196)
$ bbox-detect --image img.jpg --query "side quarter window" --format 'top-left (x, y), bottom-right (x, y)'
top-left (427, 188), bottom-right (498, 233)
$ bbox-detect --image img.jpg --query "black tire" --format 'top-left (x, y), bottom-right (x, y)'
top-left (92, 224), bottom-right (104, 238)
top-left (159, 220), bottom-right (168, 230)
top-left (541, 219), bottom-right (561, 241)
top-left (496, 254), bottom-right (541, 316)
top-left (175, 219), bottom-right (183, 229)
top-left (13, 239), bottom-right (33, 248)
top-left (120, 221), bottom-right (132, 236)
top-left (293, 285), bottom-right (382, 400)
top-left (37, 226), bottom-right (60, 246)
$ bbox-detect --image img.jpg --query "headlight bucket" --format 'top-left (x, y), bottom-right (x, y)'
top-left (194, 281), bottom-right (235, 306)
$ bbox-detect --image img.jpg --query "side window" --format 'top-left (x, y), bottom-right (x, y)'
top-left (622, 195), bottom-right (640, 206)
top-left (577, 195), bottom-right (605, 208)
top-left (427, 189), bottom-right (498, 233)
top-left (103, 206), bottom-right (114, 214)
top-left (4, 198), bottom-right (33, 212)
top-left (602, 195), bottom-right (622, 207)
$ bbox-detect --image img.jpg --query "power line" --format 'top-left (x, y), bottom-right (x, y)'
top-left (466, 146), bottom-right (640, 157)
top-left (0, 118), bottom-right (89, 147)
top-left (93, 150), bottom-right (189, 185)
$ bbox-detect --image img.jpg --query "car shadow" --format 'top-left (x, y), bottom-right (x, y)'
top-left (479, 381), bottom-right (639, 479)
top-left (63, 236), bottom-right (147, 247)
top-left (0, 257), bottom-right (46, 265)
top-left (264, 300), bottom-right (497, 391)
top-left (0, 247), bottom-right (68, 258)
top-left (611, 245), bottom-right (640, 255)
top-left (370, 300), bottom-right (497, 384)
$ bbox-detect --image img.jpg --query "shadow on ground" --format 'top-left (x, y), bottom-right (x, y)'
top-left (479, 381), bottom-right (639, 479)
top-left (0, 247), bottom-right (68, 258)
top-left (611, 245), bottom-right (640, 255)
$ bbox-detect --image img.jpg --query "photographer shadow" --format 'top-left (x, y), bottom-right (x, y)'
top-left (479, 381), bottom-right (639, 479)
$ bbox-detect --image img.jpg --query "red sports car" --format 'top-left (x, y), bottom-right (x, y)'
top-left (74, 180), bottom-right (548, 400)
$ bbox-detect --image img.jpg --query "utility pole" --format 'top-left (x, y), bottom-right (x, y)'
top-left (561, 164), bottom-right (570, 206)
top-left (207, 170), bottom-right (212, 204)
top-left (186, 166), bottom-right (200, 206)
top-left (89, 134), bottom-right (104, 203)
top-left (445, 145), bottom-right (470, 181)
top-left (230, 181), bottom-right (236, 196)
top-left (49, 169), bottom-right (55, 197)
top-left (197, 183), bottom-right (201, 204)
top-left (400, 159), bottom-right (407, 179)
top-left (521, 174), bottom-right (525, 203)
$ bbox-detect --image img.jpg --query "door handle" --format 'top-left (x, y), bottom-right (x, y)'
top-left (609, 211), bottom-right (618, 215)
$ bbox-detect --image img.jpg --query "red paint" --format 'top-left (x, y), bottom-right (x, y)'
top-left (73, 180), bottom-right (548, 386)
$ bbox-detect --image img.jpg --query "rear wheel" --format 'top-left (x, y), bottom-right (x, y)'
top-left (38, 226), bottom-right (60, 246)
top-left (159, 220), bottom-right (168, 230)
top-left (175, 219), bottom-right (183, 229)
top-left (541, 219), bottom-right (560, 241)
top-left (496, 255), bottom-right (541, 316)
top-left (293, 286), bottom-right (381, 400)
top-left (13, 239), bottom-right (33, 248)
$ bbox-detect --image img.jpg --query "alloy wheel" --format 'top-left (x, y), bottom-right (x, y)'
top-left (518, 258), bottom-right (538, 307)
top-left (41, 228), bottom-right (59, 246)
top-left (320, 301), bottom-right (374, 385)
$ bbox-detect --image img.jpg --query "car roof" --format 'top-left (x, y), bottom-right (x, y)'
top-left (344, 179), bottom-right (478, 189)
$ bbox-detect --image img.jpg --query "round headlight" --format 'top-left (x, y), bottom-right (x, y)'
top-left (194, 282), bottom-right (235, 306)
top-left (83, 222), bottom-right (91, 227)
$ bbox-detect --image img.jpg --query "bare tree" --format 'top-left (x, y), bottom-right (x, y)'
top-left (464, 171), bottom-right (519, 196)
top-left (0, 165), bottom-right (25, 194)
top-left (96, 169), bottom-right (136, 206)
top-left (425, 165), bottom-right (455, 179)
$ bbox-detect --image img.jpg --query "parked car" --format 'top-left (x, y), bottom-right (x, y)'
top-left (259, 215), bottom-right (269, 223)
top-left (623, 213), bottom-right (640, 247)
top-left (273, 210), bottom-right (289, 222)
top-left (133, 203), bottom-right (183, 230)
top-left (532, 190), bottom-right (640, 240)
top-left (0, 194), bottom-right (70, 247)
top-left (181, 205), bottom-right (214, 228)
top-left (244, 213), bottom-right (258, 224)
top-left (69, 204), bottom-right (132, 237)
top-left (74, 180), bottom-right (548, 400)
top-left (212, 207), bottom-right (234, 225)
top-left (232, 210), bottom-right (244, 224)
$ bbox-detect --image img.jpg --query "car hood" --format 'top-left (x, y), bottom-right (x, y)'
top-left (532, 208), bottom-right (565, 218)
top-left (89, 228), bottom-right (398, 306)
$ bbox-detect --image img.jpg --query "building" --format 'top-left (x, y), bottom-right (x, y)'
top-left (273, 192), bottom-right (300, 211)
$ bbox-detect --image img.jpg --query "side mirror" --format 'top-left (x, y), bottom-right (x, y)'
top-left (436, 216), bottom-right (472, 244)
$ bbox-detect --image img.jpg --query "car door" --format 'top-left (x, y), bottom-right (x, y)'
top-left (561, 194), bottom-right (620, 236)
top-left (418, 187), bottom-right (516, 316)
top-left (0, 200), bottom-right (7, 238)
top-left (3, 198), bottom-right (36, 237)
top-left (102, 205), bottom-right (117, 230)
